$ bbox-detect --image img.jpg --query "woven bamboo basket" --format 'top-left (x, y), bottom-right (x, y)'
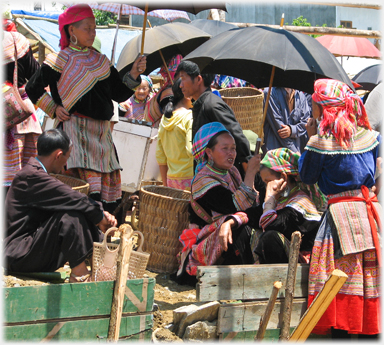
top-left (92, 228), bottom-right (150, 281)
top-left (51, 174), bottom-right (89, 195)
top-left (138, 185), bottom-right (191, 273)
top-left (219, 87), bottom-right (264, 135)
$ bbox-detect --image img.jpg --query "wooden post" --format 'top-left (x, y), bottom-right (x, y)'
top-left (140, 4), bottom-right (149, 56)
top-left (289, 269), bottom-right (348, 342)
top-left (38, 42), bottom-right (45, 65)
top-left (279, 231), bottom-right (301, 341)
top-left (255, 281), bottom-right (282, 341)
top-left (107, 224), bottom-right (134, 342)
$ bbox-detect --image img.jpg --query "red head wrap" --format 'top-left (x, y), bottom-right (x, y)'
top-left (3, 19), bottom-right (17, 32)
top-left (58, 4), bottom-right (94, 50)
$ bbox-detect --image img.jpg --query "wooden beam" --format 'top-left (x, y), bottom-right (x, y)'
top-left (295, 1), bottom-right (381, 10)
top-left (228, 22), bottom-right (381, 39)
top-left (196, 264), bottom-right (309, 302)
top-left (289, 269), bottom-right (348, 342)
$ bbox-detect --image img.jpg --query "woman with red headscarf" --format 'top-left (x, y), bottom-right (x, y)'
top-left (298, 79), bottom-right (381, 339)
top-left (26, 4), bottom-right (146, 215)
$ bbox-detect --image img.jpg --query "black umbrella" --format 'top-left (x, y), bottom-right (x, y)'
top-left (352, 64), bottom-right (382, 91)
top-left (116, 22), bottom-right (211, 78)
top-left (183, 25), bottom-right (354, 94)
top-left (189, 19), bottom-right (237, 37)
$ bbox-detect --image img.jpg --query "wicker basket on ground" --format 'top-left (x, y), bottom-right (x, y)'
top-left (219, 87), bottom-right (264, 135)
top-left (138, 185), bottom-right (190, 273)
top-left (51, 174), bottom-right (89, 195)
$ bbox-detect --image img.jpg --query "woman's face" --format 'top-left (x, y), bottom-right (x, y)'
top-left (259, 167), bottom-right (281, 185)
top-left (69, 17), bottom-right (96, 49)
top-left (135, 80), bottom-right (150, 101)
top-left (206, 132), bottom-right (236, 170)
top-left (312, 100), bottom-right (323, 120)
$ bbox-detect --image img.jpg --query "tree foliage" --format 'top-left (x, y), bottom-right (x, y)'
top-left (60, 6), bottom-right (117, 26)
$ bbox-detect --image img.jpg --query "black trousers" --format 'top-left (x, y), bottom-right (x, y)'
top-left (7, 210), bottom-right (104, 272)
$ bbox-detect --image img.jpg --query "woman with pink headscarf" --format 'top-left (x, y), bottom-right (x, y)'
top-left (26, 4), bottom-right (146, 215)
top-left (298, 79), bottom-right (381, 339)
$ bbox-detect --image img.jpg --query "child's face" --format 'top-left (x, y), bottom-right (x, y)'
top-left (135, 80), bottom-right (150, 101)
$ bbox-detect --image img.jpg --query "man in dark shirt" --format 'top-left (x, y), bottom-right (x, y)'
top-left (4, 129), bottom-right (117, 283)
top-left (176, 61), bottom-right (252, 178)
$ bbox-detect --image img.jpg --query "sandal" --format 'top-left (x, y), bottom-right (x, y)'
top-left (69, 272), bottom-right (92, 283)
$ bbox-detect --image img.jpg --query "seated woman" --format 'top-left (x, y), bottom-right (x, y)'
top-left (174, 122), bottom-right (262, 285)
top-left (221, 148), bottom-right (325, 265)
top-left (118, 75), bottom-right (153, 120)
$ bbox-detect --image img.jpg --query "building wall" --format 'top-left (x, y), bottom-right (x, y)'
top-left (336, 6), bottom-right (381, 31)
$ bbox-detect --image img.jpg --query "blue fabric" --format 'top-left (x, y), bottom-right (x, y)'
top-left (298, 134), bottom-right (381, 195)
top-left (263, 87), bottom-right (311, 153)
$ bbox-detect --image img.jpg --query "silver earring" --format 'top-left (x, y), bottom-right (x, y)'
top-left (208, 157), bottom-right (214, 166)
top-left (282, 187), bottom-right (290, 198)
top-left (70, 34), bottom-right (78, 45)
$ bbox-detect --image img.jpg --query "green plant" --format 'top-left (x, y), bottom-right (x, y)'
top-left (59, 6), bottom-right (117, 26)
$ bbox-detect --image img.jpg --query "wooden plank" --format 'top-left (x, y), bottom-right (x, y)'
top-left (220, 329), bottom-right (330, 342)
top-left (217, 299), bottom-right (308, 334)
top-left (196, 264), bottom-right (309, 302)
top-left (4, 314), bottom-right (152, 341)
top-left (4, 278), bottom-right (155, 324)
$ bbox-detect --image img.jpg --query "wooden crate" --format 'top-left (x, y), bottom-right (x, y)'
top-left (4, 278), bottom-right (155, 341)
top-left (196, 264), bottom-right (330, 341)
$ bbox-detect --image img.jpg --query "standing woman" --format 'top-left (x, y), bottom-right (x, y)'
top-left (156, 78), bottom-right (194, 191)
top-left (3, 28), bottom-right (41, 192)
top-left (26, 4), bottom-right (146, 214)
top-left (298, 79), bottom-right (381, 338)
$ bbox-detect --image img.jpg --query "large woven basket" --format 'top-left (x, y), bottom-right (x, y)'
top-left (51, 174), bottom-right (89, 195)
top-left (138, 185), bottom-right (190, 273)
top-left (219, 87), bottom-right (264, 135)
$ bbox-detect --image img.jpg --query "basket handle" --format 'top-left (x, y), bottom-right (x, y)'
top-left (102, 227), bottom-right (118, 245)
top-left (132, 231), bottom-right (145, 252)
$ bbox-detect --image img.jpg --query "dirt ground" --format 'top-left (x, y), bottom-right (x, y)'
top-left (3, 268), bottom-right (196, 342)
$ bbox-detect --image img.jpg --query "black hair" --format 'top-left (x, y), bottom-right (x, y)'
top-left (201, 74), bottom-right (215, 87)
top-left (163, 78), bottom-right (184, 118)
top-left (175, 60), bottom-right (200, 80)
top-left (37, 129), bottom-right (72, 156)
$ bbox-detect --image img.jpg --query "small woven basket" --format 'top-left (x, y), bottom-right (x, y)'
top-left (138, 185), bottom-right (190, 273)
top-left (92, 228), bottom-right (150, 281)
top-left (219, 87), bottom-right (264, 135)
top-left (51, 174), bottom-right (89, 195)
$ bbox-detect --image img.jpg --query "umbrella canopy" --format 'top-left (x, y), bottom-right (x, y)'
top-left (117, 22), bottom-right (211, 77)
top-left (315, 35), bottom-right (381, 59)
top-left (183, 26), bottom-right (354, 94)
top-left (131, 3), bottom-right (227, 14)
top-left (352, 64), bottom-right (382, 91)
top-left (189, 19), bottom-right (237, 37)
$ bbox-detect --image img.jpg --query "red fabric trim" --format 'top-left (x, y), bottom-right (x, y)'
top-left (308, 293), bottom-right (381, 335)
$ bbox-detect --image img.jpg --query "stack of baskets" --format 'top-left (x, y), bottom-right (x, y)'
top-left (50, 174), bottom-right (89, 195)
top-left (218, 87), bottom-right (264, 135)
top-left (138, 185), bottom-right (191, 273)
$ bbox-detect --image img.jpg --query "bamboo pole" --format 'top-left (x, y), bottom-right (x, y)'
top-left (107, 224), bottom-right (134, 341)
top-left (289, 269), bottom-right (348, 342)
top-left (279, 231), bottom-right (302, 341)
top-left (110, 4), bottom-right (122, 66)
top-left (255, 281), bottom-right (283, 341)
top-left (140, 4), bottom-right (149, 56)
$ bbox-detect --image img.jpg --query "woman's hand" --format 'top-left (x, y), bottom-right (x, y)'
top-left (55, 105), bottom-right (70, 122)
top-left (243, 153), bottom-right (261, 188)
top-left (97, 211), bottom-right (118, 233)
top-left (265, 175), bottom-right (287, 199)
top-left (219, 219), bottom-right (235, 251)
top-left (305, 118), bottom-right (317, 138)
top-left (278, 124), bottom-right (292, 139)
top-left (130, 55), bottom-right (147, 80)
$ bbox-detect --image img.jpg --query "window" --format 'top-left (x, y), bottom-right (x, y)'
top-left (340, 20), bottom-right (353, 29)
top-left (34, 3), bottom-right (42, 11)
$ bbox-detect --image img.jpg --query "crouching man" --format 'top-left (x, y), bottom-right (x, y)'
top-left (4, 129), bottom-right (117, 283)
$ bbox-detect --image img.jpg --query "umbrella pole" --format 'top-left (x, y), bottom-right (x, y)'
top-left (147, 20), bottom-right (174, 85)
top-left (255, 66), bottom-right (275, 155)
top-left (140, 4), bottom-right (149, 56)
top-left (255, 13), bottom-right (283, 155)
top-left (111, 4), bottom-right (122, 65)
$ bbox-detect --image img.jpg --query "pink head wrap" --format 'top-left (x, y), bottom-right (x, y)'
top-left (312, 78), bottom-right (371, 149)
top-left (58, 4), bottom-right (95, 50)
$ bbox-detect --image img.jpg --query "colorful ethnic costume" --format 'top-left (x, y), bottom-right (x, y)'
top-left (252, 148), bottom-right (323, 264)
top-left (298, 79), bottom-right (381, 336)
top-left (25, 4), bottom-right (140, 213)
top-left (3, 31), bottom-right (41, 187)
top-left (176, 123), bottom-right (260, 283)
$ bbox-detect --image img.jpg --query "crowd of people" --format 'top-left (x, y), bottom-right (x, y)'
top-left (3, 3), bottom-right (381, 339)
